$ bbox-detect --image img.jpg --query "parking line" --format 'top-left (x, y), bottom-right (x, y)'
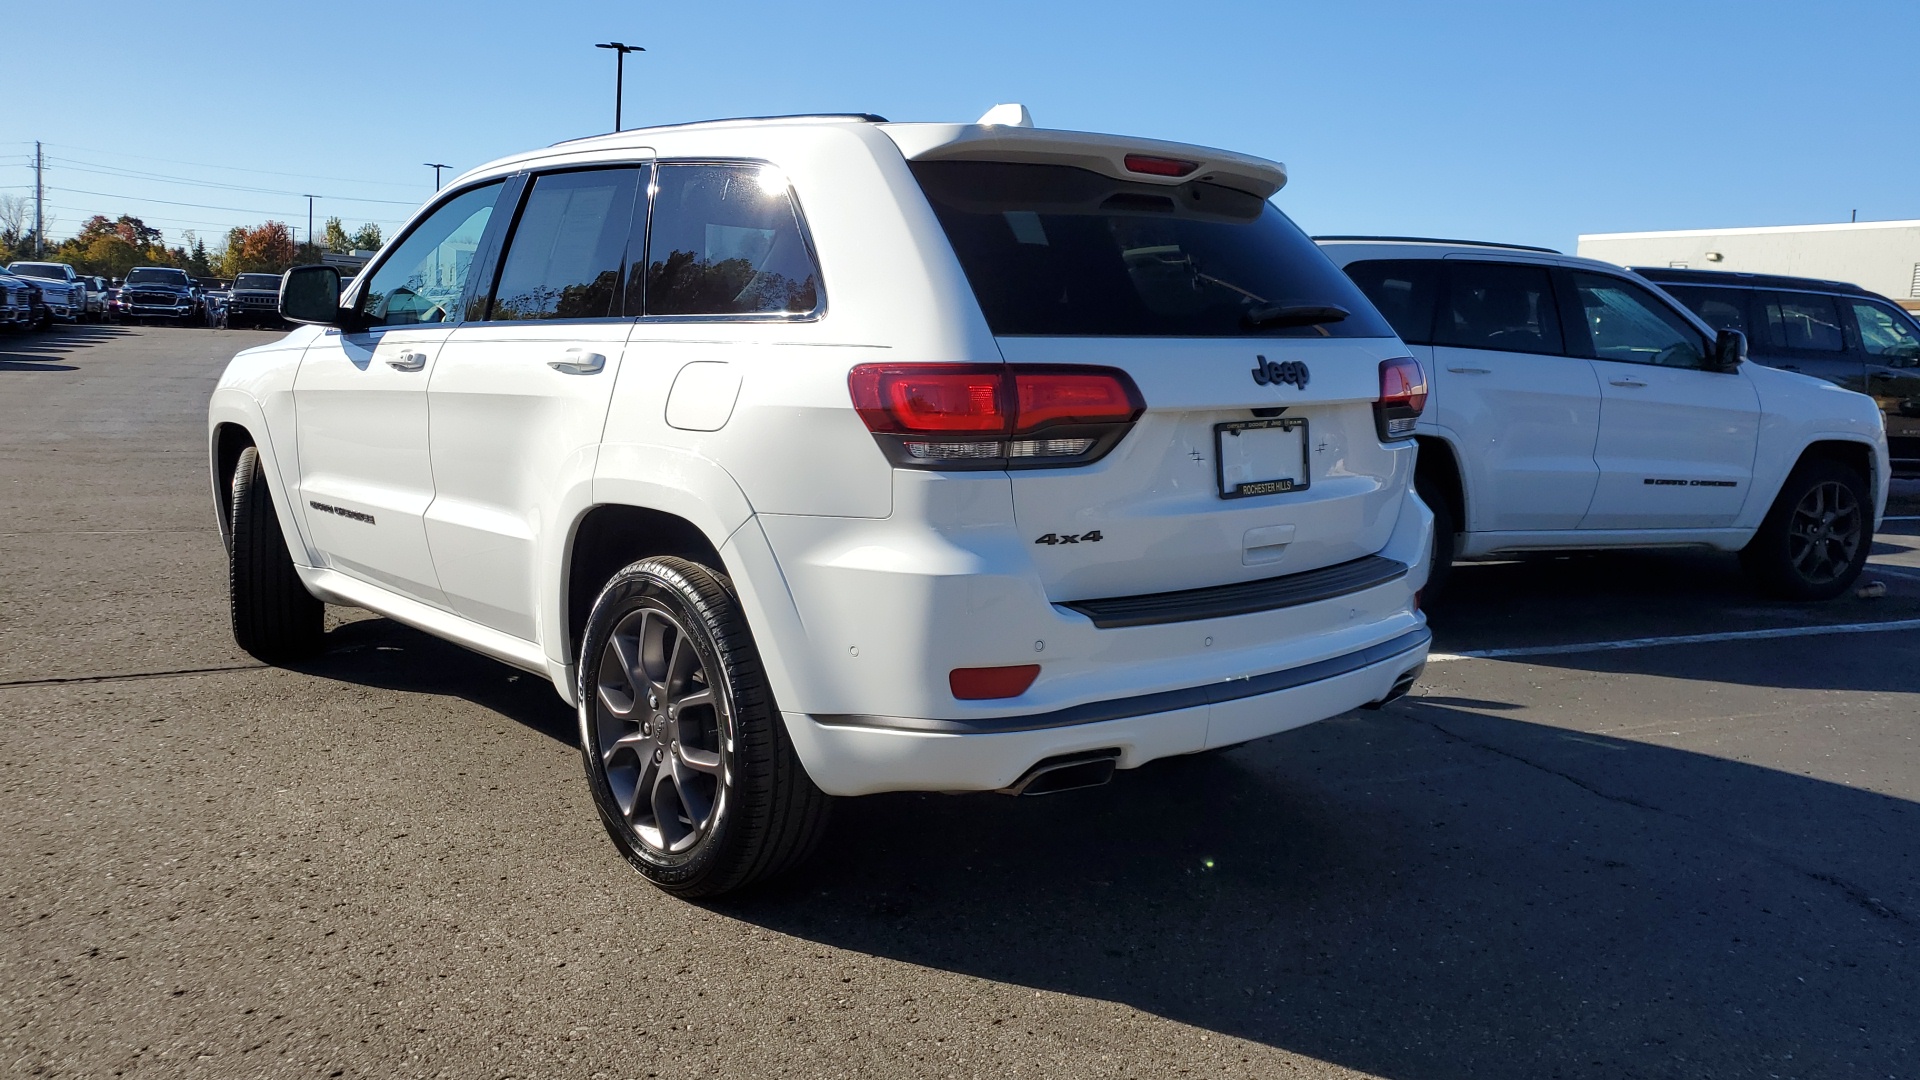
top-left (1429, 617), bottom-right (1920, 662)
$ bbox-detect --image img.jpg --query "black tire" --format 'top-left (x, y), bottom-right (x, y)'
top-left (578, 557), bottom-right (830, 898)
top-left (1740, 457), bottom-right (1872, 601)
top-left (228, 445), bottom-right (325, 662)
top-left (1415, 472), bottom-right (1456, 601)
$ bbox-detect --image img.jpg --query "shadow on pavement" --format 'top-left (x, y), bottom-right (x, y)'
top-left (0, 325), bottom-right (133, 364)
top-left (718, 701), bottom-right (1918, 1079)
top-left (0, 360), bottom-right (78, 371)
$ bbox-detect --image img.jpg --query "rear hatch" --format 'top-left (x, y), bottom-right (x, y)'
top-left (907, 154), bottom-right (1411, 602)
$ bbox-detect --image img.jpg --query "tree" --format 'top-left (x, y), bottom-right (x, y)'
top-left (48, 215), bottom-right (180, 278)
top-left (217, 221), bottom-right (298, 277)
top-left (324, 216), bottom-right (384, 254)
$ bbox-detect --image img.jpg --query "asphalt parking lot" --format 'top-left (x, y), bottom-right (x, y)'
top-left (2, 326), bottom-right (1917, 1079)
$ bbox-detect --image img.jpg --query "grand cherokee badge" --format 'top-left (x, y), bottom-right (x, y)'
top-left (1251, 355), bottom-right (1309, 389)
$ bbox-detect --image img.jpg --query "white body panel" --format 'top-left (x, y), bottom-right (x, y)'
top-left (1318, 240), bottom-right (1891, 559)
top-left (210, 116), bottom-right (1431, 798)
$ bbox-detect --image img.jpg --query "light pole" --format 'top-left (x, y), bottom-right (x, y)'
top-left (595, 41), bottom-right (645, 131)
top-left (303, 194), bottom-right (318, 256)
top-left (425, 163), bottom-right (450, 191)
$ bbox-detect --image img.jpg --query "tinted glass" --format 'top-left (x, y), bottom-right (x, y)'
top-left (489, 168), bottom-right (641, 321)
top-left (642, 164), bottom-right (820, 317)
top-left (912, 161), bottom-right (1390, 338)
top-left (1662, 284), bottom-right (1750, 335)
top-left (1342, 259), bottom-right (1439, 344)
top-left (1434, 262), bottom-right (1563, 354)
top-left (1760, 291), bottom-right (1845, 353)
top-left (8, 263), bottom-right (65, 278)
top-left (1571, 272), bottom-right (1707, 368)
top-left (233, 274), bottom-right (281, 291)
top-left (1849, 299), bottom-right (1920, 364)
top-left (124, 268), bottom-right (189, 286)
top-left (358, 182), bottom-right (502, 328)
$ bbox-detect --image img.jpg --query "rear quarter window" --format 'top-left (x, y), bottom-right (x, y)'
top-left (912, 161), bottom-right (1391, 338)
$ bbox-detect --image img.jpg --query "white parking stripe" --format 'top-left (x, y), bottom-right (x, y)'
top-left (1429, 617), bottom-right (1920, 662)
top-left (1884, 515), bottom-right (1920, 522)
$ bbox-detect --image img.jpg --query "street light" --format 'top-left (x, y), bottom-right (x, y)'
top-left (594, 41), bottom-right (645, 132)
top-left (424, 163), bottom-right (450, 191)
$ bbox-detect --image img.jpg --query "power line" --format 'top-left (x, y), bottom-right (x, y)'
top-left (38, 140), bottom-right (436, 190)
top-left (44, 156), bottom-right (423, 206)
top-left (45, 184), bottom-right (397, 219)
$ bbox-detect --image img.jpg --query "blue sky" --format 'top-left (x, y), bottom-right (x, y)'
top-left (5, 0), bottom-right (1916, 254)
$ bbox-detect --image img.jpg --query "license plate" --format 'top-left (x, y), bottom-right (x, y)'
top-left (1216, 418), bottom-right (1309, 499)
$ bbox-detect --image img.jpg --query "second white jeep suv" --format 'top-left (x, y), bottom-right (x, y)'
top-left (1320, 238), bottom-right (1889, 601)
top-left (211, 111), bottom-right (1433, 896)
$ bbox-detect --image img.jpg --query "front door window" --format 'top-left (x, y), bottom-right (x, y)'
top-left (356, 182), bottom-right (503, 328)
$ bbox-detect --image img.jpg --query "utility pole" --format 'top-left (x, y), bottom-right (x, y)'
top-left (33, 141), bottom-right (44, 257)
top-left (595, 42), bottom-right (645, 131)
top-left (304, 195), bottom-right (318, 255)
top-left (424, 163), bottom-right (450, 191)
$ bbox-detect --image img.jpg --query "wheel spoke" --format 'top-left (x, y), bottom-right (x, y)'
top-left (651, 764), bottom-right (690, 850)
top-left (676, 741), bottom-right (722, 774)
top-left (670, 753), bottom-right (716, 831)
top-left (665, 627), bottom-right (693, 698)
top-left (602, 729), bottom-right (651, 767)
top-left (673, 685), bottom-right (714, 713)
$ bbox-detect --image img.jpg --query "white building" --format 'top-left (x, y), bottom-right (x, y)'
top-left (1577, 220), bottom-right (1920, 308)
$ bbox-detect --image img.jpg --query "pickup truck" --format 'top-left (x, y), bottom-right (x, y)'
top-left (5, 261), bottom-right (84, 323)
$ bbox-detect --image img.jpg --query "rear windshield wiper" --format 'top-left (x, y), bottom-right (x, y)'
top-left (1242, 303), bottom-right (1349, 330)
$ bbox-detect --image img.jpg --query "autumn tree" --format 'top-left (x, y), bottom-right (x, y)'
top-left (51, 215), bottom-right (184, 277)
top-left (217, 221), bottom-right (298, 277)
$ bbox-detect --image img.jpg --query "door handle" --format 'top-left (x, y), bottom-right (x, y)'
top-left (548, 349), bottom-right (606, 375)
top-left (1609, 377), bottom-right (1647, 388)
top-left (1446, 366), bottom-right (1491, 375)
top-left (386, 350), bottom-right (427, 372)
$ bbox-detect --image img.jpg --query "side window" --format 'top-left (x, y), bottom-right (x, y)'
top-left (488, 167), bottom-right (643, 321)
top-left (358, 182), bottom-right (502, 328)
top-left (1570, 272), bottom-right (1709, 369)
top-left (1848, 299), bottom-right (1920, 366)
top-left (1342, 259), bottom-right (1438, 344)
top-left (1435, 261), bottom-right (1564, 355)
top-left (640, 163), bottom-right (821, 317)
top-left (1760, 291), bottom-right (1845, 353)
top-left (1663, 285), bottom-right (1750, 336)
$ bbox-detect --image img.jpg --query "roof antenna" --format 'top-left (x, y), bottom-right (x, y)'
top-left (976, 103), bottom-right (1034, 128)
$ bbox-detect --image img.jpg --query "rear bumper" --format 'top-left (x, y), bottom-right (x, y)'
top-left (785, 626), bottom-right (1430, 796)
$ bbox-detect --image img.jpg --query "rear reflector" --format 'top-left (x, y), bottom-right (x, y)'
top-left (949, 664), bottom-right (1041, 700)
top-left (1123, 154), bottom-right (1199, 178)
top-left (1374, 356), bottom-right (1428, 441)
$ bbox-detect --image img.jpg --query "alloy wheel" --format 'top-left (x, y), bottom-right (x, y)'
top-left (1785, 480), bottom-right (1862, 586)
top-left (593, 605), bottom-right (728, 855)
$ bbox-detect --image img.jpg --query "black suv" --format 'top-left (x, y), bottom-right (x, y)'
top-left (224, 273), bottom-right (285, 330)
top-left (1638, 266), bottom-right (1920, 477)
top-left (119, 266), bottom-right (203, 325)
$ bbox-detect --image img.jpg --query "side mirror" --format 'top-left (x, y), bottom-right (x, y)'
top-left (280, 265), bottom-right (344, 326)
top-left (1713, 328), bottom-right (1747, 372)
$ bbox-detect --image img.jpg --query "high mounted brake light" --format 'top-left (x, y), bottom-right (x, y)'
top-left (1374, 356), bottom-right (1428, 441)
top-left (1123, 154), bottom-right (1200, 178)
top-left (849, 364), bottom-right (1144, 469)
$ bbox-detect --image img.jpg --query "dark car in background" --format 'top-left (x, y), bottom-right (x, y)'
top-left (118, 266), bottom-right (202, 325)
top-left (1638, 266), bottom-right (1920, 477)
top-left (223, 273), bottom-right (285, 330)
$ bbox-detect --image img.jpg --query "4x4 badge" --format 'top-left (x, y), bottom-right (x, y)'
top-left (1251, 355), bottom-right (1309, 389)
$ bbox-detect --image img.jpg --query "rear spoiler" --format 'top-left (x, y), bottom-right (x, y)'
top-left (880, 123), bottom-right (1288, 199)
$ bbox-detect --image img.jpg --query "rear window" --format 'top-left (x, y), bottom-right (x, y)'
top-left (911, 161), bottom-right (1391, 338)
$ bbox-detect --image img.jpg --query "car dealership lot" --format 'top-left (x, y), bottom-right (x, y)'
top-left (3, 327), bottom-right (1917, 1078)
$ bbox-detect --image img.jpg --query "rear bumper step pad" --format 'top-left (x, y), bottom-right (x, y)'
top-left (1061, 554), bottom-right (1408, 629)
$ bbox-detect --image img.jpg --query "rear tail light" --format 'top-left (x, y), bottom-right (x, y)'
top-left (1374, 356), bottom-right (1427, 442)
top-left (850, 364), bottom-right (1144, 469)
top-left (949, 664), bottom-right (1041, 700)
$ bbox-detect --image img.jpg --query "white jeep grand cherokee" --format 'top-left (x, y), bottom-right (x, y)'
top-left (209, 111), bottom-right (1433, 896)
top-left (1320, 238), bottom-right (1890, 600)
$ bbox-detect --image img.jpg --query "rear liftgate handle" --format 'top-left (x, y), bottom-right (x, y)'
top-left (549, 348), bottom-right (606, 376)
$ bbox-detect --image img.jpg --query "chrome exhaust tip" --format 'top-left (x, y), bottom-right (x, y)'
top-left (1362, 663), bottom-right (1424, 710)
top-left (999, 749), bottom-right (1121, 796)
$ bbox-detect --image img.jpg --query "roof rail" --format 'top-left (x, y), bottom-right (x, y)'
top-left (1313, 234), bottom-right (1562, 255)
top-left (550, 113), bottom-right (889, 146)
